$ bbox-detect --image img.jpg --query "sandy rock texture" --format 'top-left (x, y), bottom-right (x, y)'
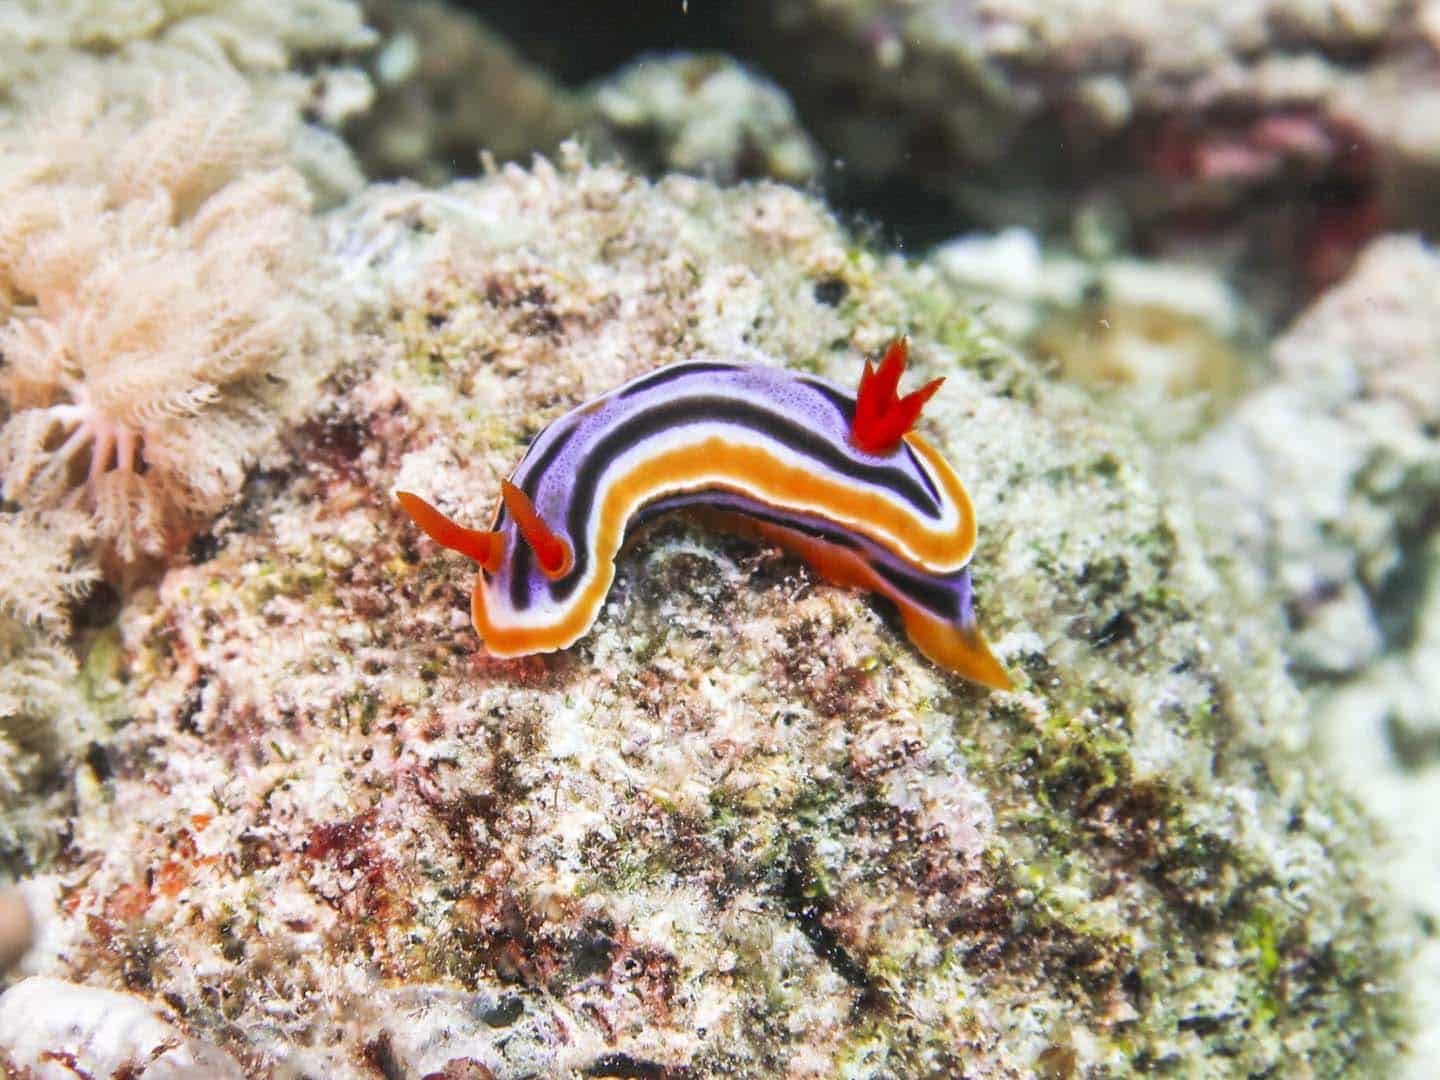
top-left (925, 223), bottom-right (1440, 1079)
top-left (0, 975), bottom-right (245, 1078)
top-left (0, 1), bottom-right (1426, 1075)
top-left (1196, 235), bottom-right (1440, 678)
top-left (1192, 233), bottom-right (1440, 1073)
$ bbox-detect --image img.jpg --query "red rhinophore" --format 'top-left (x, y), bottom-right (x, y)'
top-left (500, 479), bottom-right (574, 579)
top-left (851, 337), bottom-right (944, 455)
top-left (396, 491), bottom-right (504, 573)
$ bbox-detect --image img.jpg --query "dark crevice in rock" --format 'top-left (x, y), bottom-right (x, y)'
top-left (456, 1), bottom-right (750, 86)
top-left (777, 842), bottom-right (884, 1008)
top-left (1371, 495), bottom-right (1440, 655)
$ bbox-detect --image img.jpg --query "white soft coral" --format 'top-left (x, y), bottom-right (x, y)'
top-left (0, 85), bottom-right (325, 559)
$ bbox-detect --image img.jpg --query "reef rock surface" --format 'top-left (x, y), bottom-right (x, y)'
top-left (1194, 233), bottom-right (1440, 1071)
top-left (0, 148), bottom-right (1407, 1076)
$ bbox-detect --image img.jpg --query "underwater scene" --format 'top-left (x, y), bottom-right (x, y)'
top-left (0, 0), bottom-right (1436, 1075)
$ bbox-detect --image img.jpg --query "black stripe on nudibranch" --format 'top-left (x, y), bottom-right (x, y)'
top-left (870, 560), bottom-right (969, 625)
top-left (623, 492), bottom-right (863, 551)
top-left (499, 415), bottom-right (581, 529)
top-left (515, 415), bottom-right (581, 492)
top-left (508, 419), bottom-right (581, 611)
top-left (797, 376), bottom-right (855, 423)
top-left (510, 543), bottom-right (531, 613)
top-left (617, 361), bottom-right (743, 399)
top-left (902, 442), bottom-right (942, 506)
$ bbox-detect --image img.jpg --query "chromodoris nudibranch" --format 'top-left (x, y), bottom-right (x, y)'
top-left (397, 339), bottom-right (1012, 691)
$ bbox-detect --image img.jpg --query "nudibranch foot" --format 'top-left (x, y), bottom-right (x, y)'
top-left (896, 606), bottom-right (1012, 692)
top-left (691, 504), bottom-right (1012, 692)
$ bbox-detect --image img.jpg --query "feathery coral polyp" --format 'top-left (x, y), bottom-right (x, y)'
top-left (0, 89), bottom-right (324, 560)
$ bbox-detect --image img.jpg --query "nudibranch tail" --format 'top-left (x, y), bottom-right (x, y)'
top-left (852, 337), bottom-right (945, 455)
top-left (395, 491), bottom-right (503, 573)
top-left (897, 608), bottom-right (1013, 692)
top-left (720, 510), bottom-right (1012, 691)
top-left (500, 479), bottom-right (574, 579)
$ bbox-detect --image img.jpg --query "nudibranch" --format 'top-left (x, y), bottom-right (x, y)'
top-left (397, 339), bottom-right (1012, 690)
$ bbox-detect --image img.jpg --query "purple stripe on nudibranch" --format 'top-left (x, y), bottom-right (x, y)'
top-left (397, 339), bottom-right (1012, 690)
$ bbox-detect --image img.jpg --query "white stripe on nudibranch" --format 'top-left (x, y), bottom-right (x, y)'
top-left (398, 339), bottom-right (1012, 690)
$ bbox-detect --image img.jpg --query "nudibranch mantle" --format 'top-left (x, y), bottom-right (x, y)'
top-left (399, 342), bottom-right (1012, 690)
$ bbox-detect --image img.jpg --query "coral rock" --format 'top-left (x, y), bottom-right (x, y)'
top-left (8, 153), bottom-right (1404, 1076)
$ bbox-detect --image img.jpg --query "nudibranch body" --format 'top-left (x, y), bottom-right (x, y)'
top-left (398, 340), bottom-right (1011, 690)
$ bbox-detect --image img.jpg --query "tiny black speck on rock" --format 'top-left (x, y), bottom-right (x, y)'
top-left (813, 277), bottom-right (849, 306)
